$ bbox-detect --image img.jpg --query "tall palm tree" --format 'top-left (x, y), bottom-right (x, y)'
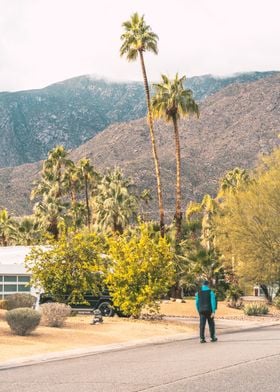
top-left (152, 74), bottom-right (199, 241)
top-left (63, 164), bottom-right (85, 231)
top-left (92, 168), bottom-right (138, 234)
top-left (186, 194), bottom-right (219, 251)
top-left (31, 146), bottom-right (74, 238)
top-left (76, 158), bottom-right (100, 229)
top-left (120, 12), bottom-right (165, 236)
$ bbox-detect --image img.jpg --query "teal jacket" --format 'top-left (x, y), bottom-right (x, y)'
top-left (195, 285), bottom-right (217, 313)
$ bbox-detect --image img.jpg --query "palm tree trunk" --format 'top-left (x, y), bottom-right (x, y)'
top-left (2, 233), bottom-right (7, 246)
top-left (172, 116), bottom-right (182, 242)
top-left (84, 175), bottom-right (91, 230)
top-left (49, 218), bottom-right (59, 241)
top-left (139, 50), bottom-right (165, 237)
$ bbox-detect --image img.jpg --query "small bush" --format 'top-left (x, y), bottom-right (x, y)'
top-left (273, 296), bottom-right (280, 310)
top-left (226, 285), bottom-right (243, 309)
top-left (0, 299), bottom-right (8, 310)
top-left (40, 303), bottom-right (71, 327)
top-left (6, 293), bottom-right (37, 310)
top-left (6, 308), bottom-right (41, 336)
top-left (244, 303), bottom-right (269, 316)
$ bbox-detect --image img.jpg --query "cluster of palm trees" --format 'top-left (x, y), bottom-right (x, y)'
top-left (31, 146), bottom-right (97, 239)
top-left (120, 13), bottom-right (199, 241)
top-left (0, 146), bottom-right (143, 246)
top-left (32, 146), bottom-right (143, 238)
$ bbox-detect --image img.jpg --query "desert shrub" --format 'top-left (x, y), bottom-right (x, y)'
top-left (6, 293), bottom-right (37, 310)
top-left (226, 285), bottom-right (243, 308)
top-left (273, 296), bottom-right (280, 310)
top-left (244, 303), bottom-right (269, 316)
top-left (0, 299), bottom-right (8, 310)
top-left (6, 308), bottom-right (41, 336)
top-left (40, 303), bottom-right (71, 327)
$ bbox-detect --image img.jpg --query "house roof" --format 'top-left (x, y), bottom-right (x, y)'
top-left (0, 246), bottom-right (47, 275)
top-left (0, 246), bottom-right (33, 265)
top-left (0, 264), bottom-right (29, 275)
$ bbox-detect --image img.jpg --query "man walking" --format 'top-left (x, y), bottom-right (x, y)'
top-left (195, 280), bottom-right (218, 343)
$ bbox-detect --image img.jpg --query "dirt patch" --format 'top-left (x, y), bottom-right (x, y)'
top-left (160, 300), bottom-right (280, 320)
top-left (160, 300), bottom-right (242, 318)
top-left (0, 311), bottom-right (195, 363)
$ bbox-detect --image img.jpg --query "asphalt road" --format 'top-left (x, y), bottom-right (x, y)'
top-left (1, 324), bottom-right (280, 392)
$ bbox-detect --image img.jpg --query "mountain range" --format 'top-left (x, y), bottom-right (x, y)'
top-left (0, 71), bottom-right (276, 168)
top-left (0, 72), bottom-right (279, 219)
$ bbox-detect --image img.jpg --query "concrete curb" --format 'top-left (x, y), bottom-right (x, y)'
top-left (1, 320), bottom-right (279, 371)
top-left (0, 332), bottom-right (196, 370)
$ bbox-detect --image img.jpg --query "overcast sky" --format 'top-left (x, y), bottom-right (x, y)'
top-left (1, 0), bottom-right (280, 91)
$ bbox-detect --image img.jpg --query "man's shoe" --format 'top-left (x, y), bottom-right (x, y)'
top-left (211, 337), bottom-right (218, 342)
top-left (200, 339), bottom-right (206, 343)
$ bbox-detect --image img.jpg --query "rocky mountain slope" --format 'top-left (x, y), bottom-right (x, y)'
top-left (0, 74), bottom-right (279, 218)
top-left (0, 71), bottom-right (276, 168)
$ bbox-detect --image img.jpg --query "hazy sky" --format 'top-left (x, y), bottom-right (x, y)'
top-left (1, 0), bottom-right (280, 91)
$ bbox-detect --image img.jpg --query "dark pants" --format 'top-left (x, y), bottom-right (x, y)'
top-left (199, 311), bottom-right (215, 339)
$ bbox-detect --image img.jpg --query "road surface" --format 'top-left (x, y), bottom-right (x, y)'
top-left (0, 324), bottom-right (279, 391)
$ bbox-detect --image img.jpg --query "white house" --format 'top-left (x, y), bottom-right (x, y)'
top-left (0, 246), bottom-right (38, 300)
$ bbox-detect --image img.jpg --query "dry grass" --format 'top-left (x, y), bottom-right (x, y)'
top-left (160, 299), bottom-right (280, 319)
top-left (0, 310), bottom-right (194, 364)
top-left (160, 300), bottom-right (243, 318)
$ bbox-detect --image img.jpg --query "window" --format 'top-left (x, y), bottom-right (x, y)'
top-left (18, 285), bottom-right (30, 292)
top-left (18, 276), bottom-right (30, 283)
top-left (0, 275), bottom-right (32, 298)
top-left (4, 284), bottom-right (17, 292)
top-left (4, 276), bottom-right (17, 282)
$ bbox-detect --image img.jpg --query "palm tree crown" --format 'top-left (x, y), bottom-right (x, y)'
top-left (120, 13), bottom-right (158, 61)
top-left (218, 168), bottom-right (250, 197)
top-left (152, 74), bottom-right (199, 122)
top-left (92, 168), bottom-right (138, 234)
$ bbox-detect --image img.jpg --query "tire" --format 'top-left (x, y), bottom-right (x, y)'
top-left (98, 301), bottom-right (115, 317)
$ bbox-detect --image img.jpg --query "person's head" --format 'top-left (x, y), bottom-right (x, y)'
top-left (202, 280), bottom-right (209, 286)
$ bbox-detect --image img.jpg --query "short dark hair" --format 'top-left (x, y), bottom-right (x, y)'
top-left (203, 280), bottom-right (209, 286)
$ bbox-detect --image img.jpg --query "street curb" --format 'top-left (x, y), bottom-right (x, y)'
top-left (1, 321), bottom-right (279, 371)
top-left (0, 332), bottom-right (196, 371)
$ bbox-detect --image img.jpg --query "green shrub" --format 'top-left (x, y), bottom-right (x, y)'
top-left (273, 296), bottom-right (280, 310)
top-left (6, 308), bottom-right (41, 336)
top-left (6, 293), bottom-right (37, 310)
top-left (244, 303), bottom-right (269, 316)
top-left (226, 285), bottom-right (243, 308)
top-left (0, 299), bottom-right (8, 310)
top-left (40, 303), bottom-right (71, 327)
